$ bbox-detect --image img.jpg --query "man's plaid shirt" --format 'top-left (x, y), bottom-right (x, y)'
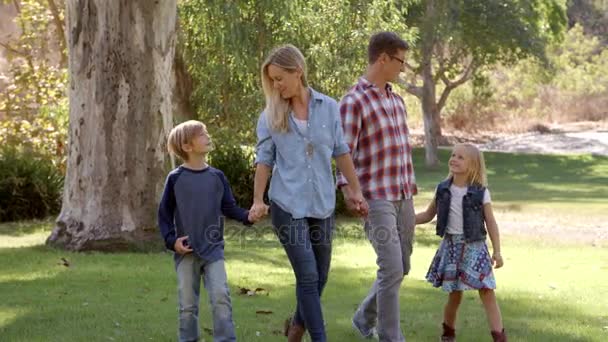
top-left (337, 77), bottom-right (417, 200)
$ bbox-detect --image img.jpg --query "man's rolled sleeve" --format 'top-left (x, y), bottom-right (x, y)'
top-left (336, 95), bottom-right (362, 187)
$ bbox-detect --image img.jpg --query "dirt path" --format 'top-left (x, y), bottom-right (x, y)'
top-left (411, 121), bottom-right (608, 156)
top-left (411, 121), bottom-right (608, 245)
top-left (479, 130), bottom-right (608, 156)
top-left (493, 209), bottom-right (607, 246)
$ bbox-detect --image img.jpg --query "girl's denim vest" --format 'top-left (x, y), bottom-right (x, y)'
top-left (435, 179), bottom-right (487, 242)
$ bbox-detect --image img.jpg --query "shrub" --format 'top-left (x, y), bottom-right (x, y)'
top-left (0, 100), bottom-right (68, 172)
top-left (207, 134), bottom-right (350, 216)
top-left (208, 134), bottom-right (256, 209)
top-left (0, 146), bottom-right (64, 222)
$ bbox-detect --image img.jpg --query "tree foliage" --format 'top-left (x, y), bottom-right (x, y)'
top-left (567, 0), bottom-right (608, 45)
top-left (179, 0), bottom-right (414, 143)
top-left (1, 0), bottom-right (66, 117)
top-left (399, 0), bottom-right (567, 167)
top-left (1, 0), bottom-right (68, 171)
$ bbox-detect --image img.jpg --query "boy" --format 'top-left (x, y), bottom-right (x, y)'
top-left (158, 120), bottom-right (259, 342)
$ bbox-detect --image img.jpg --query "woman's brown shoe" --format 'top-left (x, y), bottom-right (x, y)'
top-left (287, 323), bottom-right (305, 342)
top-left (283, 316), bottom-right (305, 342)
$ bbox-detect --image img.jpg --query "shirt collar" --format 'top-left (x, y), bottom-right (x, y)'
top-left (359, 77), bottom-right (393, 93)
top-left (308, 87), bottom-right (324, 103)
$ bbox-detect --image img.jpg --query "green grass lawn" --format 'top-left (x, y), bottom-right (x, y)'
top-left (412, 148), bottom-right (608, 206)
top-left (1, 150), bottom-right (607, 341)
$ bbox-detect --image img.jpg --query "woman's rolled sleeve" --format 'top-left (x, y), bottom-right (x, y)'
top-left (331, 102), bottom-right (350, 157)
top-left (255, 113), bottom-right (276, 167)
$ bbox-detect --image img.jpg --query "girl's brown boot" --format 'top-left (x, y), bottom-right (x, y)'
top-left (491, 329), bottom-right (507, 342)
top-left (441, 323), bottom-right (456, 342)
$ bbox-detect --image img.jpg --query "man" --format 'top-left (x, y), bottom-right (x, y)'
top-left (337, 31), bottom-right (417, 342)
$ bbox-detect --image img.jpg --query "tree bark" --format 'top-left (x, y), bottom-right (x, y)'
top-left (421, 63), bottom-right (441, 168)
top-left (12, 0), bottom-right (20, 13)
top-left (172, 42), bottom-right (195, 123)
top-left (47, 0), bottom-right (177, 251)
top-left (47, 0), bottom-right (67, 67)
top-left (420, 0), bottom-right (440, 168)
top-left (431, 105), bottom-right (442, 138)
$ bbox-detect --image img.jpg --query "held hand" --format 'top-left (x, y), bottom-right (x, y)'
top-left (174, 236), bottom-right (193, 255)
top-left (350, 190), bottom-right (368, 217)
top-left (249, 201), bottom-right (269, 223)
top-left (343, 185), bottom-right (368, 217)
top-left (492, 252), bottom-right (504, 268)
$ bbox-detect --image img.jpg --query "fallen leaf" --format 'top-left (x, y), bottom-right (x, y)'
top-left (239, 287), bottom-right (269, 296)
top-left (59, 257), bottom-right (70, 267)
top-left (255, 310), bottom-right (273, 315)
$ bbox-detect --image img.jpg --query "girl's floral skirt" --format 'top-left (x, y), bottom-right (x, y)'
top-left (426, 234), bottom-right (496, 292)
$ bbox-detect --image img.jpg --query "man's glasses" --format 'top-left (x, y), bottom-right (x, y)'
top-left (389, 55), bottom-right (405, 66)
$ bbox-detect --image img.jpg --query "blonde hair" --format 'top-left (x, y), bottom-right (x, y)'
top-left (167, 120), bottom-right (206, 161)
top-left (447, 143), bottom-right (488, 187)
top-left (261, 44), bottom-right (308, 133)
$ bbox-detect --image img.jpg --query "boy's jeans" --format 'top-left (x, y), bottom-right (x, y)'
top-left (270, 202), bottom-right (333, 342)
top-left (175, 253), bottom-right (236, 342)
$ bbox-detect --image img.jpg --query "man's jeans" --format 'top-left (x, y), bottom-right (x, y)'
top-left (175, 254), bottom-right (236, 342)
top-left (271, 202), bottom-right (333, 342)
top-left (353, 199), bottom-right (415, 342)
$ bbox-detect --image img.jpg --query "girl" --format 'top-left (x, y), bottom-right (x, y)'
top-left (415, 143), bottom-right (507, 342)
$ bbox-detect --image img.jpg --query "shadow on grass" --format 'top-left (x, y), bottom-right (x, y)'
top-left (0, 218), bottom-right (54, 237)
top-left (412, 148), bottom-right (608, 203)
top-left (0, 241), bottom-right (602, 341)
top-left (232, 218), bottom-right (443, 249)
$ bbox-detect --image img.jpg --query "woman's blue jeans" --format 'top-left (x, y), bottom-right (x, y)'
top-left (270, 202), bottom-right (334, 342)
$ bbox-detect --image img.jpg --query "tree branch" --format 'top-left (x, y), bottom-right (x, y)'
top-left (47, 0), bottom-right (67, 67)
top-left (437, 59), bottom-right (477, 112)
top-left (403, 61), bottom-right (421, 75)
top-left (405, 84), bottom-right (423, 99)
top-left (433, 43), bottom-right (448, 82)
top-left (0, 42), bottom-right (29, 57)
top-left (396, 78), bottom-right (423, 98)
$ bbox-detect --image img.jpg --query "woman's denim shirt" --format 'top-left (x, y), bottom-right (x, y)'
top-left (255, 88), bottom-right (350, 219)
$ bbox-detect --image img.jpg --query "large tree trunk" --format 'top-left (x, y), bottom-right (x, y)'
top-left (172, 39), bottom-right (195, 123)
top-left (420, 0), bottom-right (441, 169)
top-left (431, 105), bottom-right (442, 138)
top-left (421, 65), bottom-right (441, 169)
top-left (47, 0), bottom-right (177, 251)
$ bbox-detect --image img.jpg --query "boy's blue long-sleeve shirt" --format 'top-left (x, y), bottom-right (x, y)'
top-left (158, 165), bottom-right (251, 262)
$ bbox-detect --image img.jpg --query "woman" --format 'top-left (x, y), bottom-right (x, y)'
top-left (249, 44), bottom-right (366, 342)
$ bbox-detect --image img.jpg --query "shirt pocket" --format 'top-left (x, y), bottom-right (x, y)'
top-left (273, 132), bottom-right (300, 158)
top-left (314, 122), bottom-right (334, 149)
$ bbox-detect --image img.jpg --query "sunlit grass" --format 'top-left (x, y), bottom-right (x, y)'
top-left (0, 220), bottom-right (606, 341)
top-left (1, 151), bottom-right (606, 341)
